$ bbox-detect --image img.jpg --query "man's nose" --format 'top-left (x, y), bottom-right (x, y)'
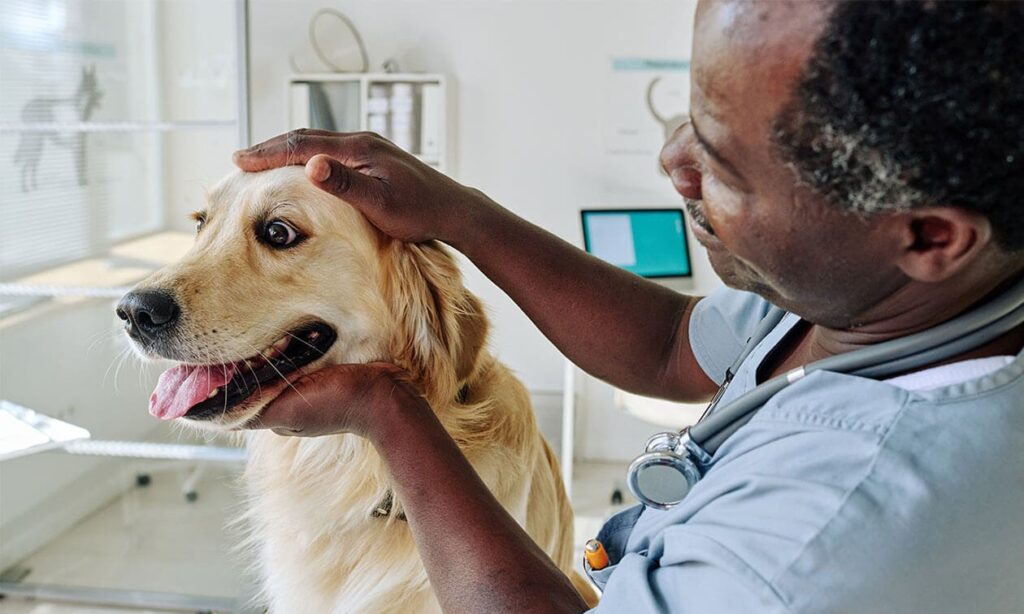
top-left (660, 121), bottom-right (703, 201)
top-left (116, 289), bottom-right (181, 338)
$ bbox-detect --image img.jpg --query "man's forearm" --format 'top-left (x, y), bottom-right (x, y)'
top-left (375, 396), bottom-right (589, 614)
top-left (449, 197), bottom-right (708, 400)
top-left (233, 133), bottom-right (712, 400)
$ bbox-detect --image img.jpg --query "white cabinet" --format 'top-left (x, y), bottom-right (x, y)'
top-left (287, 73), bottom-right (448, 171)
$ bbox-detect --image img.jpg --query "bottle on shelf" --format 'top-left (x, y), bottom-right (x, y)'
top-left (387, 82), bottom-right (418, 154)
top-left (366, 83), bottom-right (390, 137)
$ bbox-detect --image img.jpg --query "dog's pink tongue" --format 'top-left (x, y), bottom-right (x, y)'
top-left (149, 363), bottom-right (237, 420)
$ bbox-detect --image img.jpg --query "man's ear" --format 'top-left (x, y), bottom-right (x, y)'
top-left (892, 207), bottom-right (993, 282)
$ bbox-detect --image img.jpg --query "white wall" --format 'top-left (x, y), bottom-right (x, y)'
top-left (158, 0), bottom-right (241, 230)
top-left (248, 0), bottom-right (720, 462)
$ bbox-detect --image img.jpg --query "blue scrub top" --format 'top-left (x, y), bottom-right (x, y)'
top-left (586, 288), bottom-right (1024, 613)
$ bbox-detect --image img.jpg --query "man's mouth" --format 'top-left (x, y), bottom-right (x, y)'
top-left (148, 321), bottom-right (337, 421)
top-left (683, 197), bottom-right (716, 237)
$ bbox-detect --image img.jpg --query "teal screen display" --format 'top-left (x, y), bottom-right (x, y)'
top-left (581, 209), bottom-right (691, 278)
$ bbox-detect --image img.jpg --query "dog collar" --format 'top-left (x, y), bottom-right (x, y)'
top-left (371, 490), bottom-right (406, 521)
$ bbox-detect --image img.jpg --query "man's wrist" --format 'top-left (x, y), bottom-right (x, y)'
top-left (365, 383), bottom-right (441, 454)
top-left (443, 189), bottom-right (502, 254)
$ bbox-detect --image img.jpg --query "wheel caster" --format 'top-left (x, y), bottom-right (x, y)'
top-left (185, 491), bottom-right (198, 503)
top-left (136, 474), bottom-right (151, 487)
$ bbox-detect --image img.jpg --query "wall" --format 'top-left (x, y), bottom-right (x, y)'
top-left (158, 0), bottom-right (241, 231)
top-left (248, 0), bottom-right (720, 462)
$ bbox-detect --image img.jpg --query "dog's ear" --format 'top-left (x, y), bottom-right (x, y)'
top-left (381, 241), bottom-right (488, 407)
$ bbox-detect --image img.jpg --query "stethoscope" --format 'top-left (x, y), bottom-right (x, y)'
top-left (627, 276), bottom-right (1024, 510)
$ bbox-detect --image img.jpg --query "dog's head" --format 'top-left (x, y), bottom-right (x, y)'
top-left (117, 167), bottom-right (487, 430)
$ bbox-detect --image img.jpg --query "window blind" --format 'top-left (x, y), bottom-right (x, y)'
top-left (0, 0), bottom-right (238, 282)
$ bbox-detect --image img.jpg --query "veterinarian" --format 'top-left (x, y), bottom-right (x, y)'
top-left (233, 1), bottom-right (1024, 612)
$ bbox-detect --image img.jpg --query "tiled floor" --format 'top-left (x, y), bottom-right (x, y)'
top-left (1, 460), bottom-right (632, 613)
top-left (1, 462), bottom-right (251, 613)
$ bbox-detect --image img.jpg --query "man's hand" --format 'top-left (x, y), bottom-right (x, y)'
top-left (249, 362), bottom-right (427, 440)
top-left (233, 129), bottom-right (492, 246)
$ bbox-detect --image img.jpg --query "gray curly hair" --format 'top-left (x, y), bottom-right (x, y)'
top-left (772, 0), bottom-right (1023, 250)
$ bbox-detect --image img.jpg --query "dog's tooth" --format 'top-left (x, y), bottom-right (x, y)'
top-left (264, 336), bottom-right (290, 360)
top-left (308, 330), bottom-right (320, 341)
top-left (207, 388), bottom-right (219, 399)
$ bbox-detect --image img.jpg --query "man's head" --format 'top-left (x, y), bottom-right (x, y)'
top-left (663, 0), bottom-right (1023, 328)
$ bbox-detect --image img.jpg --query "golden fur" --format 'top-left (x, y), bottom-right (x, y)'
top-left (127, 167), bottom-right (596, 612)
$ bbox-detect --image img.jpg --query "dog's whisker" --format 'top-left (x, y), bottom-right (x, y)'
top-left (220, 353), bottom-right (230, 419)
top-left (136, 352), bottom-right (150, 392)
top-left (232, 344), bottom-right (270, 411)
top-left (240, 351), bottom-right (264, 401)
top-left (207, 346), bottom-right (229, 420)
top-left (86, 328), bottom-right (120, 356)
top-left (238, 339), bottom-right (310, 406)
top-left (112, 346), bottom-right (136, 394)
top-left (104, 345), bottom-right (131, 390)
top-left (104, 345), bottom-right (127, 382)
top-left (242, 322), bottom-right (326, 356)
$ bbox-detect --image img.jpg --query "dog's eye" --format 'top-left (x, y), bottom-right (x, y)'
top-left (195, 217), bottom-right (205, 233)
top-left (263, 220), bottom-right (300, 248)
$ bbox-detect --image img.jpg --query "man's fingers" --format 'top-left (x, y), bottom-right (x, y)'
top-left (304, 154), bottom-right (382, 204)
top-left (232, 130), bottom-right (379, 172)
top-left (244, 363), bottom-right (410, 435)
top-left (257, 383), bottom-right (313, 429)
top-left (233, 132), bottom-right (329, 171)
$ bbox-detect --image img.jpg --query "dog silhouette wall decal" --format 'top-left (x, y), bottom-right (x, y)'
top-left (14, 65), bottom-right (104, 192)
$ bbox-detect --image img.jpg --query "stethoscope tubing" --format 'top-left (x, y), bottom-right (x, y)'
top-left (690, 276), bottom-right (1024, 455)
top-left (852, 300), bottom-right (1024, 379)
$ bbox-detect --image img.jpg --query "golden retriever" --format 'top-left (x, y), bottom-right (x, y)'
top-left (117, 167), bottom-right (596, 612)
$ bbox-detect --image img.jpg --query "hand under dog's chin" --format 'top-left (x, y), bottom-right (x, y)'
top-left (183, 359), bottom-right (337, 432)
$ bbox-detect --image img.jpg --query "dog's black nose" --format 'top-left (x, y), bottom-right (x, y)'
top-left (116, 289), bottom-right (180, 338)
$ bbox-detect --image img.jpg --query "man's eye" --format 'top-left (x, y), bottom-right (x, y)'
top-left (263, 220), bottom-right (300, 248)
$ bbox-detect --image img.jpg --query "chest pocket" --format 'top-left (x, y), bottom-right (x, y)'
top-left (584, 505), bottom-right (644, 590)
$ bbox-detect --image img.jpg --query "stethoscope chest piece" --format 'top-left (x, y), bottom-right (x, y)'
top-left (626, 430), bottom-right (706, 510)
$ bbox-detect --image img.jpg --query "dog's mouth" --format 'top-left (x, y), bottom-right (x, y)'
top-left (149, 321), bottom-right (337, 422)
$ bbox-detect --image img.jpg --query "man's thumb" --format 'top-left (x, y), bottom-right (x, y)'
top-left (305, 154), bottom-right (375, 204)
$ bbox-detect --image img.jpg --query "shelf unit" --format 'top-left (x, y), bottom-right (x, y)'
top-left (287, 73), bottom-right (448, 172)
